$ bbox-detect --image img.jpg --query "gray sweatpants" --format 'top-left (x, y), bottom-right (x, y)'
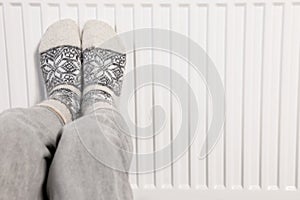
top-left (0, 106), bottom-right (133, 200)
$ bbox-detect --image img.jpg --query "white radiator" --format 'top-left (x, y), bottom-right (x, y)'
top-left (1, 0), bottom-right (300, 199)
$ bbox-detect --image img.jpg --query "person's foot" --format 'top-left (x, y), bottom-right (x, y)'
top-left (38, 19), bottom-right (81, 124)
top-left (81, 20), bottom-right (126, 114)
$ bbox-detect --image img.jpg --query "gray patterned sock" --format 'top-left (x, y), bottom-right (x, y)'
top-left (81, 20), bottom-right (126, 114)
top-left (38, 19), bottom-right (81, 124)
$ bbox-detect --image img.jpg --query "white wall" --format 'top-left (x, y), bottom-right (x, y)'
top-left (1, 0), bottom-right (300, 199)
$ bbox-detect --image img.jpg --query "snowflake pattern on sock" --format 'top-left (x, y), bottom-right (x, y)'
top-left (82, 47), bottom-right (126, 107)
top-left (40, 45), bottom-right (82, 93)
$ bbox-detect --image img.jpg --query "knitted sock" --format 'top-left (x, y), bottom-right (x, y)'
top-left (81, 20), bottom-right (126, 114)
top-left (38, 19), bottom-right (81, 124)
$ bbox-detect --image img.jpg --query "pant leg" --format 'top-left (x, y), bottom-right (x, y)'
top-left (0, 107), bottom-right (63, 200)
top-left (47, 109), bottom-right (133, 200)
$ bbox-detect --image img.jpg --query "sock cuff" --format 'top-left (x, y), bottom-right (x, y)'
top-left (82, 101), bottom-right (117, 115)
top-left (81, 89), bottom-right (117, 114)
top-left (83, 85), bottom-right (118, 100)
top-left (38, 99), bottom-right (73, 124)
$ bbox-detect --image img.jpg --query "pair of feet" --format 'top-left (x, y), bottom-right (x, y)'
top-left (38, 19), bottom-right (126, 124)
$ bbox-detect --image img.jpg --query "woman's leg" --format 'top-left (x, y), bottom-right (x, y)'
top-left (47, 109), bottom-right (133, 200)
top-left (0, 18), bottom-right (82, 199)
top-left (0, 106), bottom-right (63, 200)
